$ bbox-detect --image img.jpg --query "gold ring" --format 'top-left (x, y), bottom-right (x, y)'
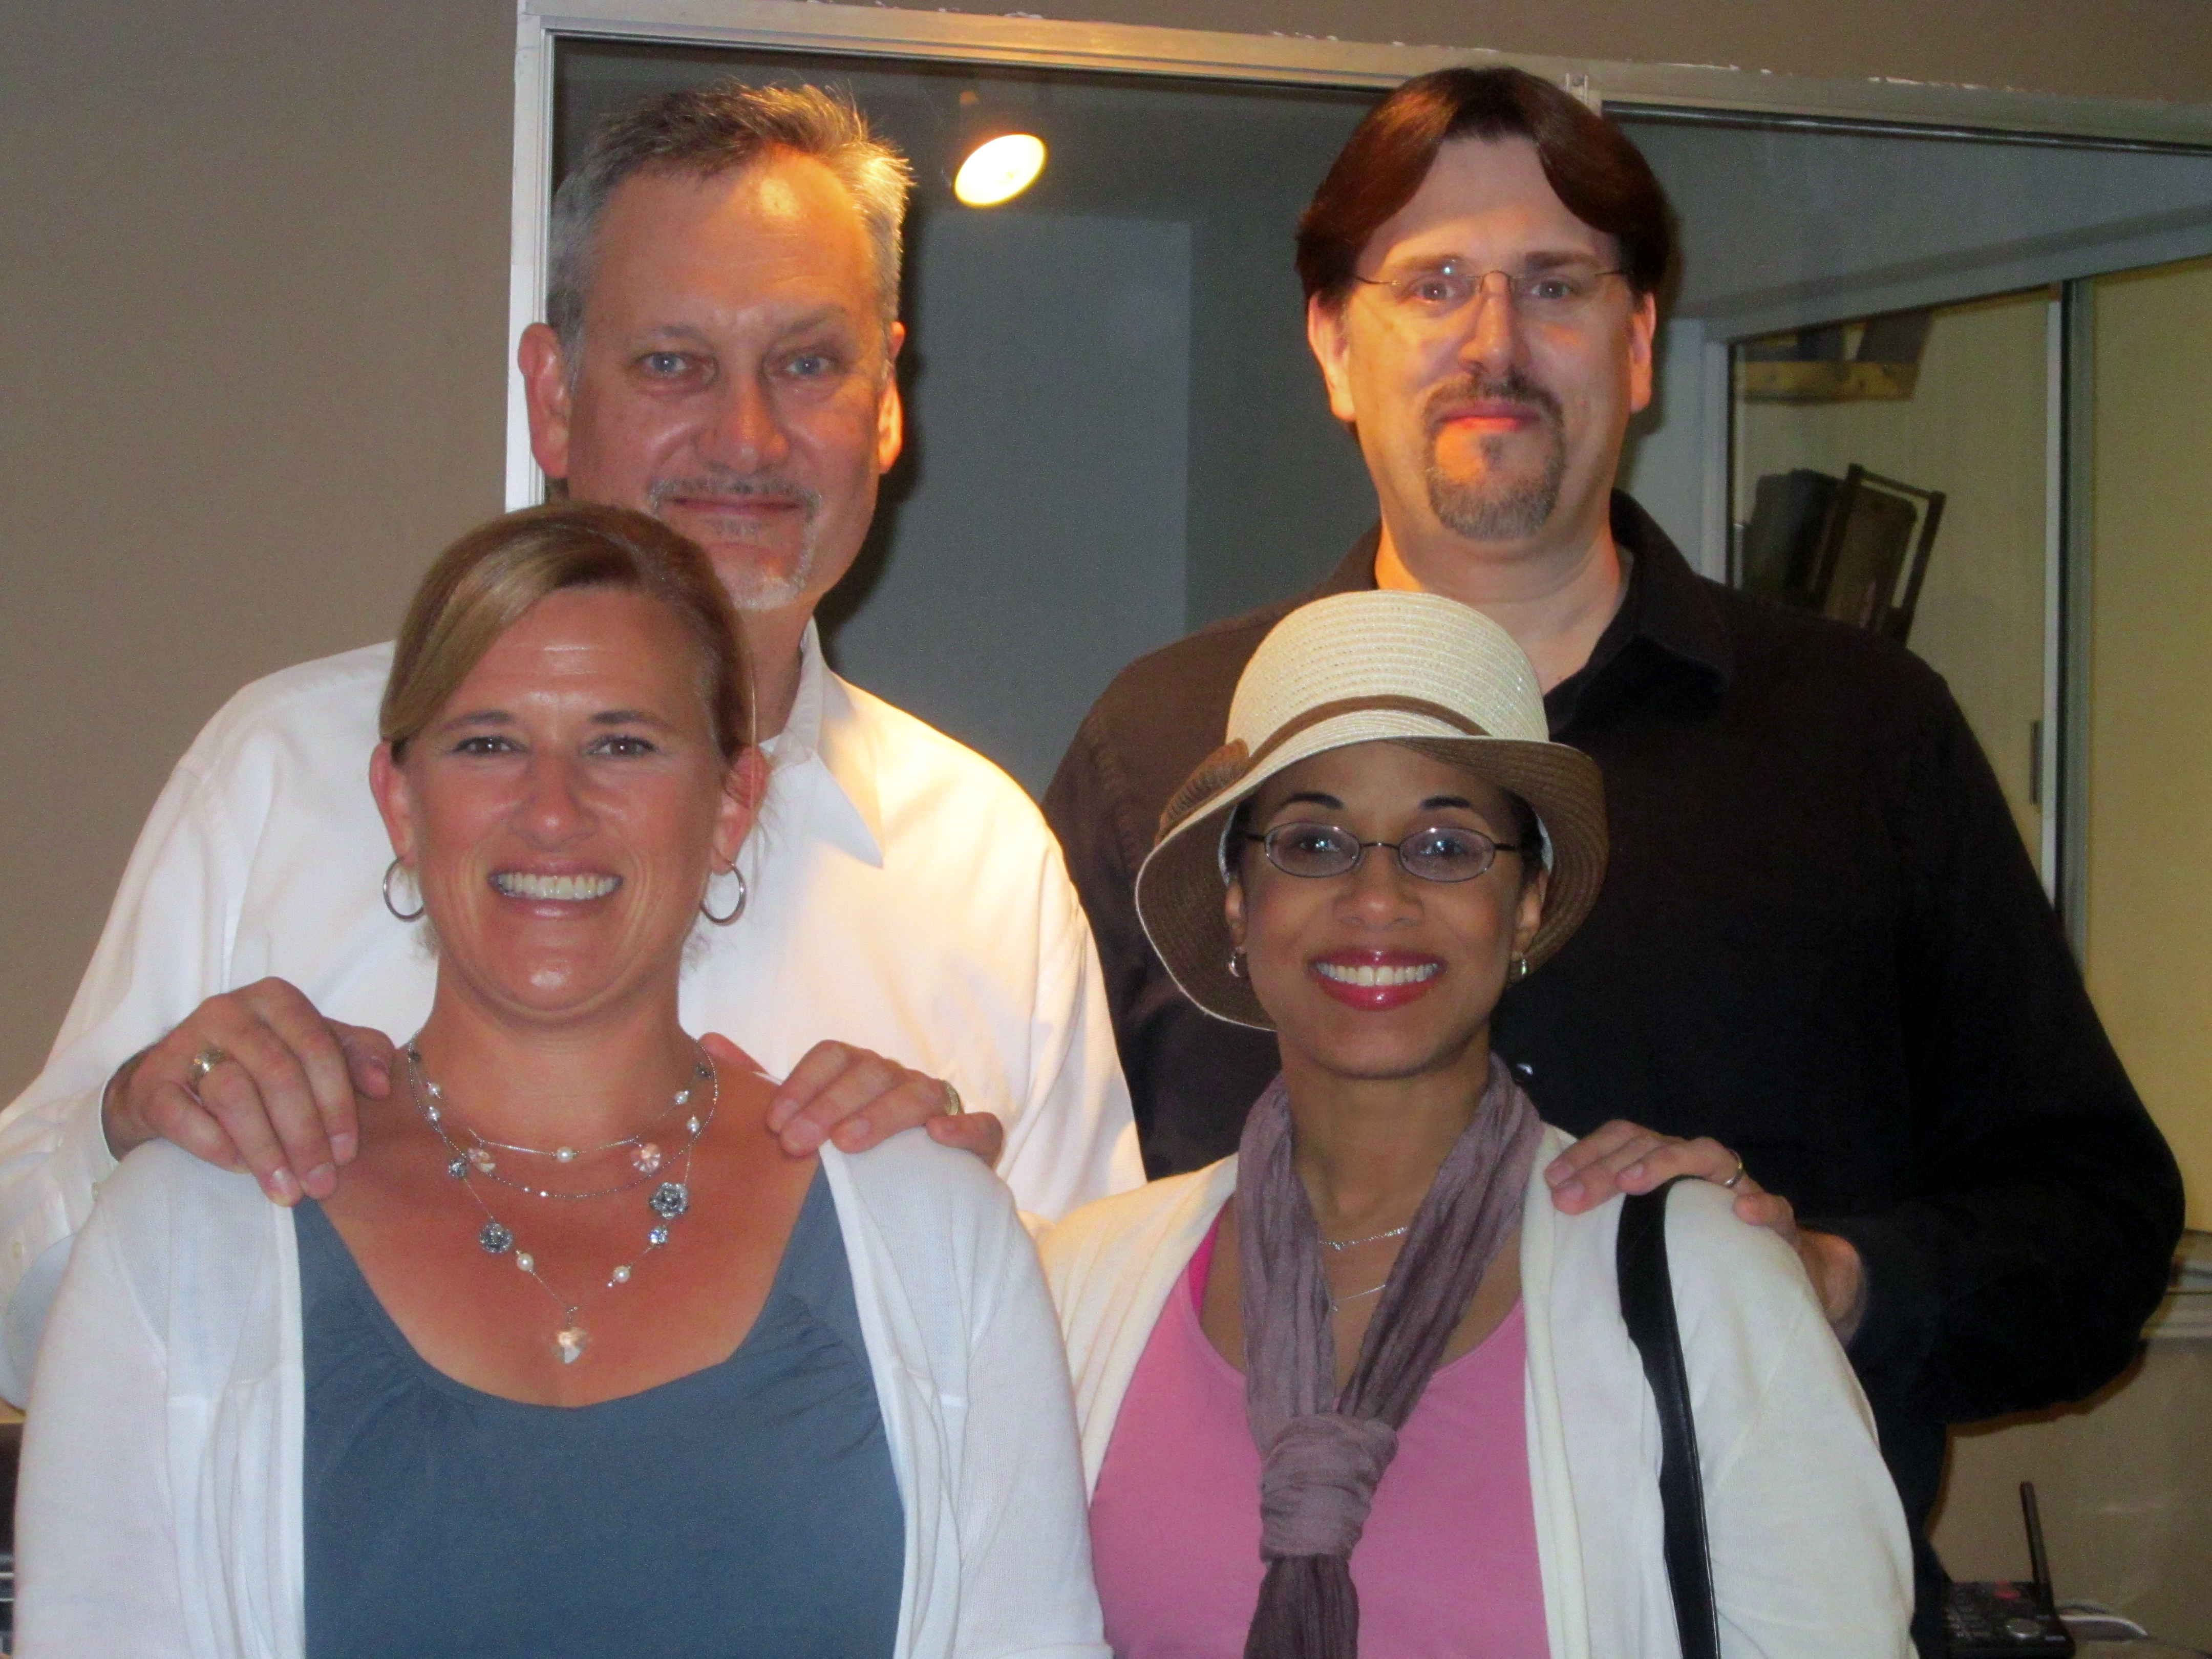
top-left (185, 1045), bottom-right (232, 1090)
top-left (1721, 1151), bottom-right (1746, 1190)
top-left (941, 1080), bottom-right (964, 1117)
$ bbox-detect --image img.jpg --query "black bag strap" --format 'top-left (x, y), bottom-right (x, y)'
top-left (1617, 1179), bottom-right (1721, 1659)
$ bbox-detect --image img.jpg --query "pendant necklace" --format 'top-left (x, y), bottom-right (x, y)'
top-left (403, 1038), bottom-right (719, 1365)
top-left (1330, 1279), bottom-right (1390, 1312)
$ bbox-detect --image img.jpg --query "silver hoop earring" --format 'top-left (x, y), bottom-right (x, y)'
top-left (1226, 948), bottom-right (1247, 981)
top-left (382, 858), bottom-right (425, 922)
top-left (703, 865), bottom-right (748, 927)
top-left (1512, 953), bottom-right (1531, 984)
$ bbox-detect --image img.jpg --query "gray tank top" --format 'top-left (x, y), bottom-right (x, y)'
top-left (296, 1168), bottom-right (903, 1658)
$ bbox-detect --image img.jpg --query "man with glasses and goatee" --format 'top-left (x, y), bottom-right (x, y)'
top-left (1046, 65), bottom-right (2180, 1655)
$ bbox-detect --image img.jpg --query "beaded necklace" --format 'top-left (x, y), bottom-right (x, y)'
top-left (403, 1038), bottom-right (719, 1365)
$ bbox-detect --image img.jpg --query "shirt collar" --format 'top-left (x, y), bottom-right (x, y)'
top-left (1605, 491), bottom-right (1732, 691)
top-left (1541, 494), bottom-right (1732, 731)
top-left (760, 620), bottom-right (884, 866)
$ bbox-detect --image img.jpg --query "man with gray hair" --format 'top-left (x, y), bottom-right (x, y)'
top-left (0, 81), bottom-right (1141, 1399)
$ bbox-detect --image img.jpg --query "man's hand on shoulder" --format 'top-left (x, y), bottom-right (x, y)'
top-left (101, 979), bottom-right (392, 1205)
top-left (746, 1035), bottom-right (1006, 1167)
top-left (1546, 1119), bottom-right (1867, 1342)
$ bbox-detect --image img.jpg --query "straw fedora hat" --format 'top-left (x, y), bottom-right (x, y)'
top-left (1135, 590), bottom-right (1608, 1030)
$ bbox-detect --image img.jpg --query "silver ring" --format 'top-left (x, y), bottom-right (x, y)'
top-left (185, 1045), bottom-right (232, 1091)
top-left (1721, 1152), bottom-right (1746, 1190)
top-left (941, 1080), bottom-right (964, 1117)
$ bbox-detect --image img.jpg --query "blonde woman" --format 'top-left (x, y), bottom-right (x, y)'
top-left (17, 504), bottom-right (1103, 1659)
top-left (1044, 590), bottom-right (1909, 1658)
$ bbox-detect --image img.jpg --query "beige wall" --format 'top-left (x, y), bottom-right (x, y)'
top-left (1933, 1343), bottom-right (2212, 1649)
top-left (1733, 291), bottom-right (2054, 857)
top-left (2086, 256), bottom-right (2212, 1230)
top-left (0, 0), bottom-right (514, 1095)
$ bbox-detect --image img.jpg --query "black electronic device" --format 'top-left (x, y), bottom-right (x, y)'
top-left (1943, 1483), bottom-right (2075, 1656)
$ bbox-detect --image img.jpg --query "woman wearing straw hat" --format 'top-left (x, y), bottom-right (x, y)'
top-left (1043, 589), bottom-right (1910, 1658)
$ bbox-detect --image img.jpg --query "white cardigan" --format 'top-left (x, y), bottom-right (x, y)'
top-left (15, 1132), bottom-right (1109, 1659)
top-left (1040, 1126), bottom-right (1913, 1659)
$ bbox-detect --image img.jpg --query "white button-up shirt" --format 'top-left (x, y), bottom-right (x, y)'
top-left (0, 625), bottom-right (1141, 1402)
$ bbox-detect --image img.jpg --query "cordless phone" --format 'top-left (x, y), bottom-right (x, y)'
top-left (1943, 1482), bottom-right (2075, 1655)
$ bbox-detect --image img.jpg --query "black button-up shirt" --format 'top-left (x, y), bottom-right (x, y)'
top-left (1044, 494), bottom-right (2182, 1632)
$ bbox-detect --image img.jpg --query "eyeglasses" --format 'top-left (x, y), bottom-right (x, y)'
top-left (1243, 822), bottom-right (1527, 884)
top-left (1354, 260), bottom-right (1625, 327)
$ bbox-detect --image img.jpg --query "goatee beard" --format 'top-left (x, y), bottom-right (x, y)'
top-left (721, 551), bottom-right (817, 615)
top-left (646, 470), bottom-right (823, 612)
top-left (1422, 372), bottom-right (1567, 542)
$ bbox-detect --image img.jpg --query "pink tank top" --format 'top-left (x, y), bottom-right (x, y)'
top-left (1088, 1222), bottom-right (1548, 1658)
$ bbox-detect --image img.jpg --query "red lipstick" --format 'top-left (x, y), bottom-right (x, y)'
top-left (1308, 949), bottom-right (1445, 1011)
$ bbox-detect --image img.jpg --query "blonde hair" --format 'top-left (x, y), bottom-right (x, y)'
top-left (381, 502), bottom-right (751, 764)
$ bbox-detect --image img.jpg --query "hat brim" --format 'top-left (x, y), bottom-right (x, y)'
top-left (1135, 724), bottom-right (1608, 1030)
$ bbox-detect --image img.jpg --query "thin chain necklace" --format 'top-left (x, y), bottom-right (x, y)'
top-left (1320, 1222), bottom-right (1412, 1252)
top-left (408, 1040), bottom-right (707, 1200)
top-left (1321, 1221), bottom-right (1409, 1309)
top-left (467, 1102), bottom-right (697, 1163)
top-left (402, 1038), bottom-right (718, 1365)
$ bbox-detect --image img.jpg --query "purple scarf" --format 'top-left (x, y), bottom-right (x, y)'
top-left (1237, 1054), bottom-right (1541, 1659)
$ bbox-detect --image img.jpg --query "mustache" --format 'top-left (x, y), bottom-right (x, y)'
top-left (1422, 371), bottom-right (1563, 436)
top-left (646, 471), bottom-right (822, 518)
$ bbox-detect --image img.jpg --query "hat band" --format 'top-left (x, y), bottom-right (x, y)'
top-left (1155, 695), bottom-right (1492, 843)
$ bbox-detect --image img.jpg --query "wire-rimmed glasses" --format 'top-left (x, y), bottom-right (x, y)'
top-left (1354, 259), bottom-right (1626, 329)
top-left (1243, 822), bottom-right (1527, 884)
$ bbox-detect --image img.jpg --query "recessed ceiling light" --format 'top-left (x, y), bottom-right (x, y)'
top-left (955, 133), bottom-right (1047, 207)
